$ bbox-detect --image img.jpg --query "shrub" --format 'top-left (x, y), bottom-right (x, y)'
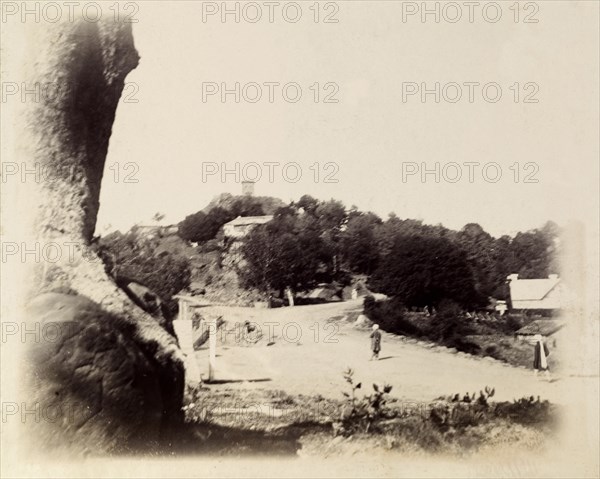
top-left (427, 300), bottom-right (471, 341)
top-left (388, 415), bottom-right (445, 452)
top-left (335, 368), bottom-right (393, 435)
top-left (363, 294), bottom-right (376, 313)
top-left (497, 314), bottom-right (523, 334)
top-left (430, 402), bottom-right (485, 431)
top-left (447, 335), bottom-right (481, 355)
top-left (424, 300), bottom-right (484, 354)
top-left (495, 396), bottom-right (554, 426)
top-left (363, 297), bottom-right (422, 337)
top-left (328, 379), bottom-right (556, 454)
top-left (431, 387), bottom-right (495, 432)
top-left (484, 345), bottom-right (504, 360)
top-left (363, 297), bottom-right (486, 354)
top-left (179, 207), bottom-right (235, 243)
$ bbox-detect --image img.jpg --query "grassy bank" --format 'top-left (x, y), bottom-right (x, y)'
top-left (176, 377), bottom-right (558, 457)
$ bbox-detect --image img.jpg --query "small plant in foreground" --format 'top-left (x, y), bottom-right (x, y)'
top-left (449, 386), bottom-right (495, 406)
top-left (431, 386), bottom-right (497, 431)
top-left (495, 395), bottom-right (553, 426)
top-left (334, 368), bottom-right (393, 435)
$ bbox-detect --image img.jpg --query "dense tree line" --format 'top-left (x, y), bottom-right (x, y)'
top-left (95, 194), bottom-right (559, 315)
top-left (238, 195), bottom-right (560, 308)
top-left (368, 235), bottom-right (484, 309)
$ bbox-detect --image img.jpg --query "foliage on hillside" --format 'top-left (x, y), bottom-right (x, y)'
top-left (202, 193), bottom-right (286, 215)
top-left (99, 193), bottom-right (560, 310)
top-left (178, 194), bottom-right (286, 243)
top-left (361, 295), bottom-right (556, 367)
top-left (95, 229), bottom-right (191, 313)
top-left (179, 207), bottom-right (234, 243)
top-left (239, 205), bottom-right (328, 295)
top-left (236, 194), bottom-right (560, 307)
top-left (368, 235), bottom-right (485, 309)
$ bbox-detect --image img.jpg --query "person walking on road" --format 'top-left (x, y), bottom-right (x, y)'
top-left (533, 334), bottom-right (551, 380)
top-left (370, 324), bottom-right (382, 360)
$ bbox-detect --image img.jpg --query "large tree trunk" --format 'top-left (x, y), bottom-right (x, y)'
top-left (2, 16), bottom-right (185, 456)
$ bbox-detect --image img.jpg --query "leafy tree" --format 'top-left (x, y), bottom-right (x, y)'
top-left (455, 223), bottom-right (498, 298)
top-left (178, 206), bottom-right (235, 243)
top-left (178, 211), bottom-right (209, 242)
top-left (313, 199), bottom-right (347, 275)
top-left (314, 199), bottom-right (347, 233)
top-left (295, 194), bottom-right (320, 215)
top-left (369, 235), bottom-right (484, 309)
top-left (341, 212), bottom-right (382, 274)
top-left (206, 206), bottom-right (235, 233)
top-left (229, 197), bottom-right (265, 217)
top-left (239, 208), bottom-right (323, 297)
top-left (291, 197), bottom-right (348, 277)
top-left (493, 223), bottom-right (560, 284)
top-left (374, 216), bottom-right (449, 260)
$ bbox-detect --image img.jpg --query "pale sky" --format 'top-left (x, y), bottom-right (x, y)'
top-left (96, 1), bottom-right (599, 238)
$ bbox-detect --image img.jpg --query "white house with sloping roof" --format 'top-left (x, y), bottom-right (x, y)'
top-left (223, 215), bottom-right (273, 239)
top-left (507, 274), bottom-right (563, 310)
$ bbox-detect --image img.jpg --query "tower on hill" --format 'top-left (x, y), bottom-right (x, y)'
top-left (242, 180), bottom-right (255, 196)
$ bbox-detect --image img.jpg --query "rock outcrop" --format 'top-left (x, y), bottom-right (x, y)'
top-left (4, 15), bottom-right (185, 454)
top-left (25, 293), bottom-right (168, 454)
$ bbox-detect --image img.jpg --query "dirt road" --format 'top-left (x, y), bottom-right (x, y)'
top-left (192, 300), bottom-right (591, 405)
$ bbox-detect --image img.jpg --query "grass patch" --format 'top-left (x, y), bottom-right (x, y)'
top-left (178, 381), bottom-right (558, 457)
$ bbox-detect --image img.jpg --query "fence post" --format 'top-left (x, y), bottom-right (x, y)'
top-left (208, 316), bottom-right (217, 381)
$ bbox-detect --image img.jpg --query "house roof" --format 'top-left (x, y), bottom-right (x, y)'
top-left (509, 277), bottom-right (560, 301)
top-left (224, 215), bottom-right (273, 227)
top-left (308, 285), bottom-right (339, 299)
top-left (516, 319), bottom-right (565, 336)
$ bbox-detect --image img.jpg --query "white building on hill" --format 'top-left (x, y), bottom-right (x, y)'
top-left (223, 215), bottom-right (273, 239)
top-left (507, 274), bottom-right (564, 311)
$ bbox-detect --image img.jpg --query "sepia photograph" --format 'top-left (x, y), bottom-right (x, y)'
top-left (1, 1), bottom-right (599, 477)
